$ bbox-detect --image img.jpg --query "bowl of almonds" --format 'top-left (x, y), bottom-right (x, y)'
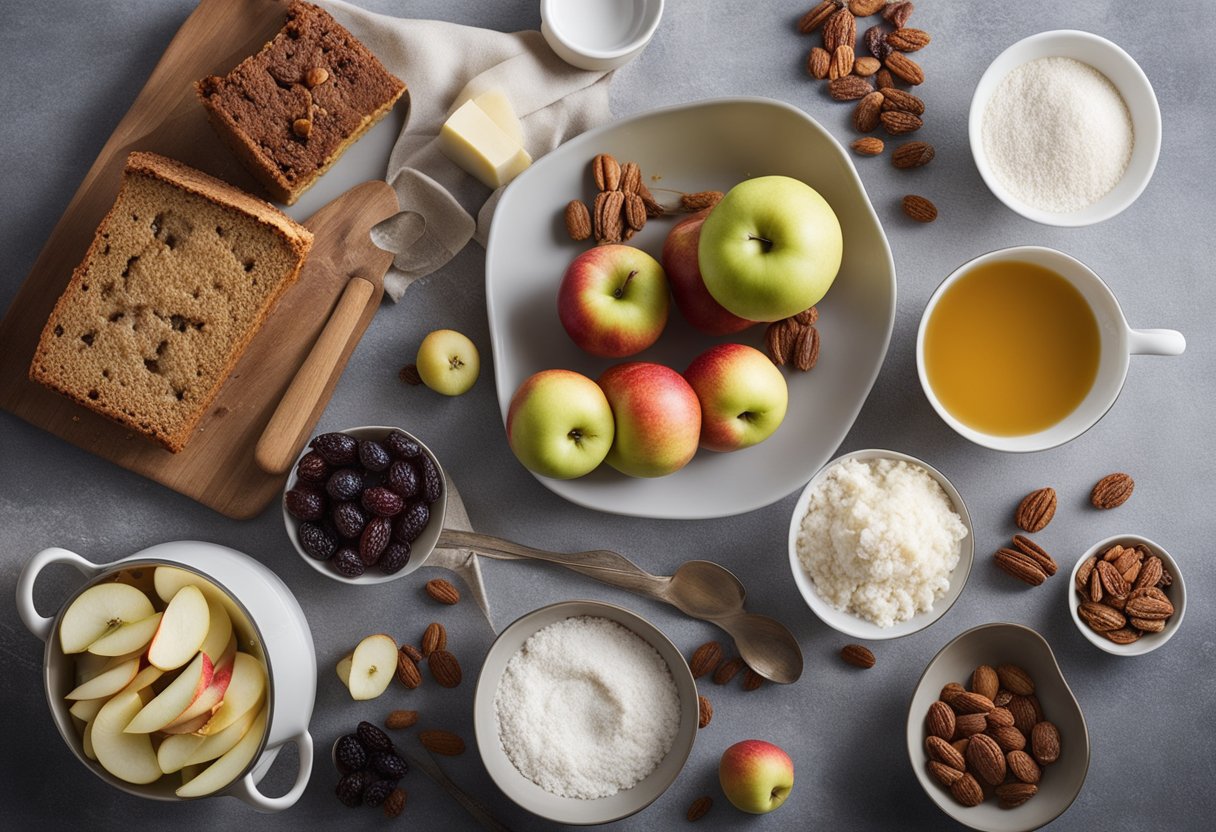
top-left (1068, 534), bottom-right (1185, 656)
top-left (906, 623), bottom-right (1089, 832)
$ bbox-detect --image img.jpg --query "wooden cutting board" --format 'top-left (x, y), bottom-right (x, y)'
top-left (0, 0), bottom-right (401, 519)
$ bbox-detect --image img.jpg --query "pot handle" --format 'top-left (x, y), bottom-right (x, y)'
top-left (1128, 328), bottom-right (1186, 356)
top-left (231, 730), bottom-right (314, 812)
top-left (16, 547), bottom-right (102, 643)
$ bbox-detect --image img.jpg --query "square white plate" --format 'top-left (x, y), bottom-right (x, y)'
top-left (485, 97), bottom-right (896, 518)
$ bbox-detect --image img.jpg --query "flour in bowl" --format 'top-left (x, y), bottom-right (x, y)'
top-left (494, 615), bottom-right (681, 799)
top-left (796, 457), bottom-right (968, 627)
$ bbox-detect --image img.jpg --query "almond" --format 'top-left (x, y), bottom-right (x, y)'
top-left (419, 729), bottom-right (465, 756)
top-left (1007, 695), bottom-right (1038, 735)
top-left (690, 641), bottom-right (724, 678)
top-left (950, 738), bottom-right (970, 758)
top-left (854, 56), bottom-right (881, 76)
top-left (425, 578), bottom-right (460, 605)
top-left (396, 650), bottom-right (421, 689)
top-left (592, 153), bottom-right (621, 191)
top-left (966, 733), bottom-right (1007, 785)
top-left (953, 691), bottom-right (995, 715)
top-left (955, 713), bottom-right (988, 737)
top-left (686, 795), bottom-right (713, 822)
top-left (385, 709), bottom-right (418, 730)
top-left (988, 724), bottom-right (1027, 752)
top-left (891, 140), bottom-right (934, 169)
top-left (950, 773), bottom-right (984, 807)
top-left (928, 760), bottom-right (962, 786)
top-left (970, 665), bottom-right (999, 701)
top-left (987, 707), bottom-right (1015, 729)
top-left (854, 91), bottom-right (884, 132)
top-left (995, 664), bottom-right (1034, 696)
top-left (564, 200), bottom-right (591, 241)
top-left (822, 7), bottom-right (857, 52)
top-left (885, 51), bottom-right (924, 84)
top-left (428, 649), bottom-right (462, 687)
top-left (798, 1), bottom-right (839, 34)
top-left (901, 194), bottom-right (936, 222)
top-left (1089, 567), bottom-right (1104, 603)
top-left (1131, 616), bottom-right (1165, 632)
top-left (421, 622), bottom-right (446, 657)
top-left (713, 656), bottom-right (745, 685)
top-left (383, 787), bottom-right (406, 817)
top-left (926, 701), bottom-right (956, 740)
top-left (851, 136), bottom-right (885, 156)
top-left (996, 782), bottom-right (1038, 808)
top-left (398, 364), bottom-right (422, 385)
top-left (993, 689), bottom-right (1014, 707)
top-left (939, 682), bottom-right (967, 708)
top-left (1091, 472), bottom-right (1134, 508)
top-left (993, 547), bottom-right (1046, 586)
top-left (878, 87), bottom-right (925, 115)
top-left (742, 668), bottom-right (765, 691)
top-left (1102, 543), bottom-right (1127, 562)
top-left (1124, 593), bottom-right (1173, 620)
top-left (1015, 487), bottom-right (1057, 532)
top-left (839, 643), bottom-right (875, 668)
top-left (926, 735), bottom-right (965, 770)
top-left (875, 68), bottom-right (895, 90)
top-left (1031, 721), bottom-right (1060, 765)
top-left (848, 0), bottom-right (885, 15)
top-left (807, 46), bottom-right (832, 79)
top-left (880, 110), bottom-right (922, 135)
top-left (1134, 555), bottom-right (1163, 590)
top-left (830, 44), bottom-right (855, 79)
top-left (1075, 555), bottom-right (1098, 592)
top-left (1104, 627), bottom-right (1141, 645)
top-left (698, 695), bottom-right (713, 728)
top-left (1113, 545), bottom-right (1140, 575)
top-left (886, 27), bottom-right (931, 51)
top-left (828, 75), bottom-right (874, 100)
top-left (1079, 601), bottom-right (1126, 632)
top-left (1096, 560), bottom-right (1130, 596)
top-left (1007, 749), bottom-right (1041, 784)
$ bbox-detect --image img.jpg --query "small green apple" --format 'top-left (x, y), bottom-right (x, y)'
top-left (416, 329), bottom-right (480, 396)
top-left (698, 175), bottom-right (843, 322)
top-left (506, 369), bottom-right (615, 479)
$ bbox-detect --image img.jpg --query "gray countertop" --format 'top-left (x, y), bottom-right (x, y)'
top-left (1, 1), bottom-right (1212, 830)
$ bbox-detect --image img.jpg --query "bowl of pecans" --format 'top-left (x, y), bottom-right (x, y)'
top-left (1068, 534), bottom-right (1185, 656)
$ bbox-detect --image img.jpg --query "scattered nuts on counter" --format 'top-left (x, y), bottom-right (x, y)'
top-left (425, 578), bottom-right (460, 605)
top-left (901, 194), bottom-right (938, 222)
top-left (385, 710), bottom-right (419, 730)
top-left (419, 729), bottom-right (466, 756)
top-left (1015, 487), bottom-right (1057, 532)
top-left (698, 695), bottom-right (714, 728)
top-left (690, 641), bottom-right (724, 678)
top-left (686, 795), bottom-right (714, 821)
top-left (840, 643), bottom-right (877, 668)
top-left (1091, 472), bottom-right (1134, 509)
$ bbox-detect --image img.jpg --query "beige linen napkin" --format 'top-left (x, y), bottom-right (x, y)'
top-left (324, 0), bottom-right (614, 301)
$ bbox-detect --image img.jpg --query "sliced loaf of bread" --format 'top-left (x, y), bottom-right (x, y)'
top-left (30, 151), bottom-right (313, 452)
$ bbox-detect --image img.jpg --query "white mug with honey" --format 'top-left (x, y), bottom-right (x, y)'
top-left (916, 246), bottom-right (1185, 452)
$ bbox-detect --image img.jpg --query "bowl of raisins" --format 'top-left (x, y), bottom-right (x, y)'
top-left (283, 427), bottom-right (447, 583)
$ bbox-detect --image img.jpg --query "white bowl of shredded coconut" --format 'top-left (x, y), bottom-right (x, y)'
top-left (474, 600), bottom-right (697, 824)
top-left (969, 30), bottom-right (1160, 227)
top-left (788, 449), bottom-right (973, 640)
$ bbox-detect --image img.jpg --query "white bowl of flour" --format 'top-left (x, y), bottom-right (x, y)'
top-left (969, 30), bottom-right (1161, 227)
top-left (473, 600), bottom-right (698, 824)
top-left (787, 449), bottom-right (974, 640)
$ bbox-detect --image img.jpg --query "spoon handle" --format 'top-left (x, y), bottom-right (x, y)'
top-left (404, 748), bottom-right (514, 832)
top-left (437, 529), bottom-right (671, 602)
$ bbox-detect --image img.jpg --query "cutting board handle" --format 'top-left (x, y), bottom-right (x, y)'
top-left (255, 277), bottom-right (376, 475)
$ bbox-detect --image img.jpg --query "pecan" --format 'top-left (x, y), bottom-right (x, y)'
top-left (764, 319), bottom-right (798, 366)
top-left (797, 1), bottom-right (839, 34)
top-left (854, 90), bottom-right (884, 132)
top-left (637, 181), bottom-right (665, 217)
top-left (1091, 473), bottom-right (1134, 509)
top-left (794, 326), bottom-right (820, 371)
top-left (593, 190), bottom-right (625, 243)
top-left (1078, 601), bottom-right (1126, 632)
top-left (1015, 487), bottom-right (1057, 532)
top-left (624, 194), bottom-right (647, 231)
top-left (592, 153), bottom-right (621, 190)
top-left (564, 199), bottom-right (591, 241)
top-left (795, 306), bottom-right (819, 326)
top-left (619, 161), bottom-right (641, 194)
top-left (807, 46), bottom-right (832, 79)
top-left (822, 7), bottom-right (857, 52)
top-left (1012, 534), bottom-right (1058, 576)
top-left (887, 28), bottom-right (931, 51)
top-left (830, 44), bottom-right (856, 79)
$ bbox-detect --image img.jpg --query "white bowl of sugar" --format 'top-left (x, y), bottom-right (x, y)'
top-left (969, 30), bottom-right (1161, 227)
top-left (473, 600), bottom-right (698, 825)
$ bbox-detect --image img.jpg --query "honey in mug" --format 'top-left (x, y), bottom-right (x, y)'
top-left (923, 260), bottom-right (1100, 436)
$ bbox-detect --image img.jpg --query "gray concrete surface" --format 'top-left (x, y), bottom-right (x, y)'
top-left (1, 1), bottom-right (1212, 830)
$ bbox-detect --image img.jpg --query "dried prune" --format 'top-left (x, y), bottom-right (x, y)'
top-left (393, 502), bottom-right (430, 544)
top-left (335, 770), bottom-right (371, 807)
top-left (358, 439), bottom-right (392, 472)
top-left (379, 542), bottom-right (411, 574)
top-left (417, 454), bottom-right (443, 503)
top-left (363, 778), bottom-right (396, 807)
top-left (295, 451), bottom-right (330, 484)
top-left (333, 547), bottom-right (365, 578)
top-left (370, 751), bottom-right (409, 780)
top-left (362, 486), bottom-right (404, 517)
top-left (387, 460), bottom-right (419, 500)
top-left (357, 721), bottom-right (394, 752)
top-left (333, 502), bottom-right (368, 539)
top-left (335, 733), bottom-right (368, 772)
top-left (298, 522), bottom-right (337, 560)
top-left (384, 430), bottom-right (422, 460)
top-left (359, 517), bottom-right (393, 565)
top-left (326, 468), bottom-right (363, 502)
top-left (311, 431), bottom-right (358, 466)
top-left (285, 486), bottom-right (325, 522)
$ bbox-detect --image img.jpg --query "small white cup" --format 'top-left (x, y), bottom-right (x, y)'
top-left (916, 246), bottom-right (1185, 453)
top-left (540, 0), bottom-right (664, 71)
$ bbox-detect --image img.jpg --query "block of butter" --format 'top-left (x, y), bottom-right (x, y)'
top-left (439, 96), bottom-right (532, 189)
top-left (470, 89), bottom-right (524, 145)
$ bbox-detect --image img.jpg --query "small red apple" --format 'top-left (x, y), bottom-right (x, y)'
top-left (718, 739), bottom-right (795, 814)
top-left (598, 362), bottom-right (701, 478)
top-left (662, 210), bottom-right (755, 336)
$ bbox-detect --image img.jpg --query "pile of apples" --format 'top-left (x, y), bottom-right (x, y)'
top-left (507, 175), bottom-right (843, 480)
top-left (59, 567), bottom-right (267, 797)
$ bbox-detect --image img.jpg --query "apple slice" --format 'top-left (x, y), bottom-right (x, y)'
top-left (157, 729), bottom-right (207, 774)
top-left (124, 651), bottom-right (213, 734)
top-left (82, 717), bottom-right (97, 760)
top-left (182, 705), bottom-right (258, 767)
top-left (176, 707), bottom-right (267, 798)
top-left (197, 599), bottom-right (232, 664)
top-left (161, 712), bottom-right (212, 735)
top-left (69, 697), bottom-right (107, 723)
top-left (181, 763), bottom-right (205, 786)
top-left (198, 652), bottom-right (265, 735)
top-left (147, 585), bottom-right (210, 671)
top-left (86, 612), bottom-right (162, 657)
top-left (74, 652), bottom-right (112, 684)
top-left (59, 583), bottom-right (155, 654)
top-left (163, 636), bottom-right (237, 729)
top-left (92, 688), bottom-right (162, 784)
top-left (121, 665), bottom-right (165, 695)
top-left (335, 653), bottom-right (354, 688)
top-left (347, 634), bottom-right (399, 701)
top-left (66, 655), bottom-right (139, 700)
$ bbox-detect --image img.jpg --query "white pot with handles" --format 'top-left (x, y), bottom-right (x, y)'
top-left (15, 540), bottom-right (316, 812)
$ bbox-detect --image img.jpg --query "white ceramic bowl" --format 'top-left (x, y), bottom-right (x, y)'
top-left (473, 600), bottom-right (697, 825)
top-left (907, 623), bottom-right (1090, 831)
top-left (283, 426), bottom-right (448, 585)
top-left (540, 0), bottom-right (664, 71)
top-left (787, 449), bottom-right (974, 640)
top-left (15, 541), bottom-right (316, 811)
top-left (969, 30), bottom-right (1161, 226)
top-left (1067, 534), bottom-right (1186, 656)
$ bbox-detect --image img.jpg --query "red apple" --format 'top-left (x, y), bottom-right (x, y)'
top-left (719, 739), bottom-right (795, 814)
top-left (598, 362), bottom-right (701, 478)
top-left (557, 244), bottom-right (669, 357)
top-left (662, 210), bottom-right (755, 335)
top-left (684, 344), bottom-right (788, 452)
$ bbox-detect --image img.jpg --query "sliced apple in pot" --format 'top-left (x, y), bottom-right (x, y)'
top-left (121, 665), bottom-right (165, 695)
top-left (124, 651), bottom-right (213, 734)
top-left (147, 585), bottom-right (210, 671)
top-left (82, 717), bottom-right (97, 760)
top-left (92, 689), bottom-right (162, 784)
top-left (157, 729), bottom-right (207, 774)
top-left (66, 655), bottom-right (139, 700)
top-left (163, 636), bottom-right (237, 729)
top-left (86, 612), bottom-right (162, 657)
top-left (182, 705), bottom-right (259, 768)
top-left (161, 712), bottom-right (212, 736)
top-left (176, 707), bottom-right (268, 798)
top-left (69, 697), bottom-right (107, 723)
top-left (197, 599), bottom-right (232, 664)
top-left (180, 763), bottom-right (205, 786)
top-left (198, 652), bottom-right (265, 735)
top-left (59, 583), bottom-right (155, 654)
top-left (347, 634), bottom-right (399, 701)
top-left (74, 652), bottom-right (111, 685)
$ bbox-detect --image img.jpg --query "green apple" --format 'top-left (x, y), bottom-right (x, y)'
top-left (598, 362), bottom-right (701, 478)
top-left (698, 175), bottom-right (842, 321)
top-left (506, 369), bottom-right (615, 479)
top-left (557, 244), bottom-right (669, 357)
top-left (416, 329), bottom-right (480, 396)
top-left (683, 343), bottom-right (788, 452)
top-left (719, 739), bottom-right (795, 814)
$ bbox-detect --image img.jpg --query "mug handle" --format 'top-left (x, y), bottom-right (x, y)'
top-left (229, 730), bottom-right (314, 812)
top-left (16, 547), bottom-right (102, 642)
top-left (1128, 328), bottom-right (1186, 356)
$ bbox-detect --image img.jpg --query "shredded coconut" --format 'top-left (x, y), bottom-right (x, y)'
top-left (796, 457), bottom-right (968, 628)
top-left (494, 615), bottom-right (681, 799)
top-left (982, 56), bottom-right (1133, 213)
